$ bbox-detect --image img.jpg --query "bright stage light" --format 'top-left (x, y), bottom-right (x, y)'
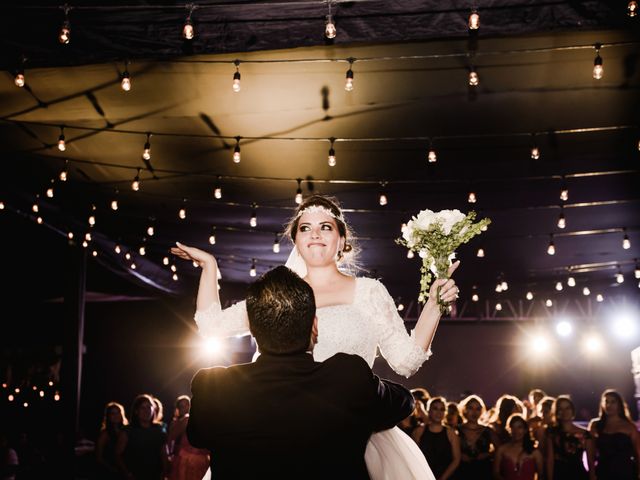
top-left (612, 314), bottom-right (637, 339)
top-left (583, 334), bottom-right (604, 355)
top-left (529, 334), bottom-right (551, 355)
top-left (203, 337), bottom-right (223, 355)
top-left (555, 320), bottom-right (573, 337)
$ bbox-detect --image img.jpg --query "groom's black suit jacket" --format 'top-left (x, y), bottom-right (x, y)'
top-left (186, 351), bottom-right (414, 479)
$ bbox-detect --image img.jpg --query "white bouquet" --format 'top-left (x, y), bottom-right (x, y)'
top-left (396, 209), bottom-right (491, 311)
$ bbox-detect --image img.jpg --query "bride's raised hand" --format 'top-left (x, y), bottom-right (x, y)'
top-left (427, 260), bottom-right (460, 308)
top-left (170, 242), bottom-right (217, 268)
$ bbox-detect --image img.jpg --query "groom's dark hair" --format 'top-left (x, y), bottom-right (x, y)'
top-left (246, 266), bottom-right (316, 355)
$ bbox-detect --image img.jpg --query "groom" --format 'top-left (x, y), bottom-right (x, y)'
top-left (186, 266), bottom-right (415, 479)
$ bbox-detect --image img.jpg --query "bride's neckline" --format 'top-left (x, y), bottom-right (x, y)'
top-left (315, 277), bottom-right (360, 310)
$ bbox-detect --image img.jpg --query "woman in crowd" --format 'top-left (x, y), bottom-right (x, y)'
top-left (95, 401), bottom-right (128, 479)
top-left (545, 395), bottom-right (594, 480)
top-left (166, 395), bottom-right (210, 480)
top-left (494, 414), bottom-right (543, 480)
top-left (412, 397), bottom-right (461, 480)
top-left (588, 389), bottom-right (640, 480)
top-left (456, 394), bottom-right (496, 480)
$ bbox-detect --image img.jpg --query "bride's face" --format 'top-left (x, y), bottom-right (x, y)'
top-left (295, 209), bottom-right (344, 268)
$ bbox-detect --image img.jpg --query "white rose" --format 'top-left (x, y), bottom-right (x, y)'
top-left (436, 209), bottom-right (466, 235)
top-left (413, 209), bottom-right (436, 231)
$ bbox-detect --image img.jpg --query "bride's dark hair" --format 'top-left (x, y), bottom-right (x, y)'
top-left (284, 194), bottom-right (358, 266)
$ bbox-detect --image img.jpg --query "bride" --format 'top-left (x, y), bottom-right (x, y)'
top-left (172, 194), bottom-right (459, 479)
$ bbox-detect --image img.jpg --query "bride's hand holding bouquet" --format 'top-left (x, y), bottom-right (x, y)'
top-left (397, 208), bottom-right (491, 314)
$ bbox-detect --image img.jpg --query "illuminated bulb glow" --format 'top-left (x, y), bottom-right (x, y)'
top-left (531, 336), bottom-right (551, 353)
top-left (468, 192), bottom-right (477, 203)
top-left (132, 178), bottom-right (140, 191)
top-left (15, 73), bottom-right (25, 87)
top-left (556, 281), bottom-right (563, 291)
top-left (468, 10), bottom-right (480, 30)
top-left (59, 23), bottom-right (70, 44)
top-left (130, 263), bottom-right (136, 270)
top-left (121, 72), bottom-right (131, 92)
top-left (397, 303), bottom-right (404, 311)
top-left (295, 190), bottom-right (303, 205)
top-left (8, 395), bottom-right (14, 402)
top-left (546, 299), bottom-right (553, 307)
top-left (501, 281), bottom-right (508, 291)
top-left (593, 54), bottom-right (603, 80)
top-left (560, 188), bottom-right (568, 201)
top-left (531, 146), bottom-right (540, 160)
top-left (0, 202), bottom-right (4, 210)
top-left (325, 15), bottom-right (336, 38)
top-left (623, 234), bottom-right (631, 249)
top-left (162, 256), bottom-right (169, 265)
top-left (250, 263), bottom-right (257, 277)
top-left (209, 234), bottom-right (216, 245)
top-left (232, 70), bottom-right (241, 93)
top-left (139, 246), bottom-right (146, 256)
top-left (613, 315), bottom-right (636, 338)
top-left (547, 242), bottom-right (555, 255)
top-left (81, 240), bottom-right (88, 247)
top-left (345, 68), bottom-right (354, 92)
top-left (214, 187), bottom-right (222, 199)
top-left (142, 143), bottom-right (151, 161)
top-left (115, 245), bottom-right (121, 254)
top-left (495, 303), bottom-right (502, 311)
top-left (557, 213), bottom-right (566, 229)
top-left (170, 264), bottom-right (177, 272)
top-left (172, 273), bottom-right (179, 281)
top-left (583, 287), bottom-right (591, 295)
top-left (526, 291), bottom-right (533, 301)
top-left (556, 320), bottom-right (572, 337)
top-left (629, 1), bottom-right (638, 16)
top-left (428, 149), bottom-right (437, 163)
top-left (59, 169), bottom-right (67, 182)
top-left (616, 273), bottom-right (624, 284)
top-left (36, 216), bottom-right (43, 224)
top-left (183, 20), bottom-right (194, 40)
top-left (584, 335), bottom-right (603, 353)
top-left (328, 147), bottom-right (336, 166)
top-left (407, 249), bottom-right (414, 259)
top-left (468, 70), bottom-right (479, 86)
top-left (147, 226), bottom-right (154, 236)
top-left (635, 266), bottom-right (640, 279)
top-left (596, 294), bottom-right (604, 302)
top-left (68, 232), bottom-right (74, 239)
top-left (567, 277), bottom-right (576, 287)
top-left (32, 203), bottom-right (38, 213)
top-left (85, 232), bottom-right (91, 241)
top-left (179, 208), bottom-right (186, 219)
top-left (89, 215), bottom-right (95, 226)
top-left (477, 248), bottom-right (485, 258)
top-left (111, 200), bottom-right (118, 210)
top-left (250, 213), bottom-right (257, 228)
top-left (92, 250), bottom-right (97, 257)
top-left (54, 393), bottom-right (60, 401)
top-left (125, 252), bottom-right (131, 260)
top-left (472, 293), bottom-right (479, 302)
top-left (58, 135), bottom-right (66, 152)
top-left (379, 194), bottom-right (388, 206)
top-left (233, 144), bottom-right (241, 163)
top-left (273, 240), bottom-right (280, 253)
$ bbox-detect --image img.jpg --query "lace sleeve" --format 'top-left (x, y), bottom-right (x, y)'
top-left (365, 278), bottom-right (432, 378)
top-left (194, 300), bottom-right (250, 338)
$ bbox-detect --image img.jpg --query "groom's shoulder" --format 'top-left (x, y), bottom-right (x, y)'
top-left (191, 363), bottom-right (249, 389)
top-left (323, 352), bottom-right (372, 377)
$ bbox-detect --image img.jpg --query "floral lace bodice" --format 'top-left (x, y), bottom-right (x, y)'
top-left (194, 276), bottom-right (431, 377)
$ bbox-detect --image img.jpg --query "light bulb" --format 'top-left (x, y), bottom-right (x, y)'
top-left (596, 294), bottom-right (604, 302)
top-left (88, 215), bottom-right (95, 226)
top-left (173, 273), bottom-right (179, 281)
top-left (183, 20), bottom-right (194, 40)
top-left (328, 147), bottom-right (336, 166)
top-left (556, 281), bottom-right (563, 291)
top-left (232, 71), bottom-right (241, 93)
top-left (557, 213), bottom-right (566, 229)
top-left (295, 189), bottom-right (303, 205)
top-left (111, 199), bottom-right (118, 210)
top-left (59, 22), bottom-right (70, 44)
top-left (468, 70), bottom-right (479, 86)
top-left (623, 234), bottom-right (631, 249)
top-left (46, 188), bottom-right (54, 198)
top-left (546, 299), bottom-right (553, 307)
top-left (233, 143), bottom-right (241, 163)
top-left (477, 248), bottom-right (485, 257)
top-left (214, 187), bottom-right (222, 199)
top-left (162, 256), bottom-right (169, 265)
top-left (142, 142), bottom-right (151, 161)
top-left (496, 302), bottom-right (502, 311)
top-left (115, 245), bottom-right (121, 254)
top-left (629, 1), bottom-right (638, 16)
top-left (567, 277), bottom-right (576, 287)
top-left (273, 239), bottom-right (280, 253)
top-left (560, 188), bottom-right (568, 201)
top-left (121, 72), bottom-right (131, 92)
top-left (147, 226), bottom-right (154, 236)
top-left (531, 146), bottom-right (540, 160)
top-left (616, 272), bottom-right (624, 283)
top-left (209, 234), bottom-right (216, 245)
top-left (468, 10), bottom-right (480, 30)
top-left (468, 191), bottom-right (477, 203)
top-left (58, 133), bottom-right (66, 152)
top-left (428, 149), bottom-right (437, 163)
top-left (15, 72), bottom-right (25, 88)
top-left (250, 261), bottom-right (257, 277)
top-left (379, 194), bottom-right (388, 206)
top-left (472, 293), bottom-right (479, 302)
top-left (325, 15), bottom-right (336, 38)
top-left (132, 178), bottom-right (140, 191)
top-left (635, 265), bottom-right (640, 279)
top-left (547, 242), bottom-right (555, 255)
top-left (345, 68), bottom-right (354, 92)
top-left (139, 246), bottom-right (146, 256)
top-left (407, 249), bottom-right (414, 259)
top-left (250, 212), bottom-right (257, 228)
top-left (179, 208), bottom-right (186, 219)
top-left (593, 53), bottom-right (603, 80)
top-left (59, 169), bottom-right (67, 182)
top-left (526, 291), bottom-right (533, 301)
top-left (583, 287), bottom-right (591, 295)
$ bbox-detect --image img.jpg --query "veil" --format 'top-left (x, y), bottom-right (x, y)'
top-left (284, 245), bottom-right (307, 278)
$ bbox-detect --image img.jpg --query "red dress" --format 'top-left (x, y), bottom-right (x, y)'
top-left (499, 455), bottom-right (537, 480)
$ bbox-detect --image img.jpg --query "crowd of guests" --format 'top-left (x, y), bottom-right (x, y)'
top-left (2, 387), bottom-right (639, 479)
top-left (398, 387), bottom-right (640, 480)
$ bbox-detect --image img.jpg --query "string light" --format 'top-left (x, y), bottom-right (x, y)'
top-left (178, 199), bottom-right (187, 219)
top-left (345, 59), bottom-right (354, 92)
top-left (325, 0), bottom-right (336, 39)
top-left (555, 281), bottom-right (563, 291)
top-left (468, 190), bottom-right (477, 204)
top-left (132, 168), bottom-right (141, 191)
top-left (468, 9), bottom-right (480, 30)
top-left (328, 138), bottom-right (336, 167)
top-left (635, 259), bottom-right (640, 279)
top-left (477, 247), bottom-right (485, 258)
top-left (233, 137), bottom-right (241, 163)
top-left (46, 180), bottom-right (54, 198)
top-left (232, 60), bottom-right (241, 93)
top-left (472, 293), bottom-right (479, 302)
top-left (583, 286), bottom-right (591, 295)
top-left (14, 60), bottom-right (25, 87)
top-left (183, 4), bottom-right (195, 40)
top-left (170, 264), bottom-right (176, 272)
top-left (214, 185), bottom-right (222, 199)
top-left (531, 134), bottom-right (540, 159)
top-left (121, 62), bottom-right (131, 92)
top-left (111, 189), bottom-right (119, 210)
top-left (426, 141), bottom-right (438, 163)
top-left (162, 256), bottom-right (169, 265)
top-left (32, 196), bottom-right (39, 213)
top-left (59, 160), bottom-right (68, 181)
top-left (567, 276), bottom-right (576, 287)
top-left (495, 302), bottom-right (502, 311)
top-left (58, 4), bottom-right (71, 44)
top-left (172, 273), bottom-right (179, 281)
top-left (559, 178), bottom-right (568, 201)
top-left (115, 244), bottom-right (121, 254)
top-left (630, 1), bottom-right (638, 17)
top-left (147, 221), bottom-right (155, 236)
top-left (596, 294), bottom-right (604, 302)
top-left (295, 179), bottom-right (303, 204)
top-left (526, 291), bottom-right (534, 300)
top-left (209, 226), bottom-right (216, 245)
top-left (250, 258), bottom-right (257, 277)
top-left (616, 266), bottom-right (624, 283)
top-left (407, 249), bottom-right (414, 259)
top-left (546, 299), bottom-right (553, 307)
top-left (250, 204), bottom-right (257, 228)
top-left (557, 207), bottom-right (566, 229)
top-left (593, 43), bottom-right (603, 80)
top-left (139, 245), bottom-right (146, 256)
top-left (142, 133), bottom-right (151, 161)
top-left (547, 234), bottom-right (556, 255)
top-left (468, 66), bottom-right (479, 86)
top-left (57, 127), bottom-right (66, 151)
top-left (623, 229), bottom-right (631, 249)
top-left (379, 182), bottom-right (388, 206)
top-left (273, 233), bottom-right (280, 253)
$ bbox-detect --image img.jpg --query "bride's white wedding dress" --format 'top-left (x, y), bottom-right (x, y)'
top-left (195, 276), bottom-right (435, 479)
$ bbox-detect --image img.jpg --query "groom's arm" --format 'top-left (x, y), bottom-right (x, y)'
top-left (369, 374), bottom-right (415, 432)
top-left (186, 367), bottom-right (221, 448)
